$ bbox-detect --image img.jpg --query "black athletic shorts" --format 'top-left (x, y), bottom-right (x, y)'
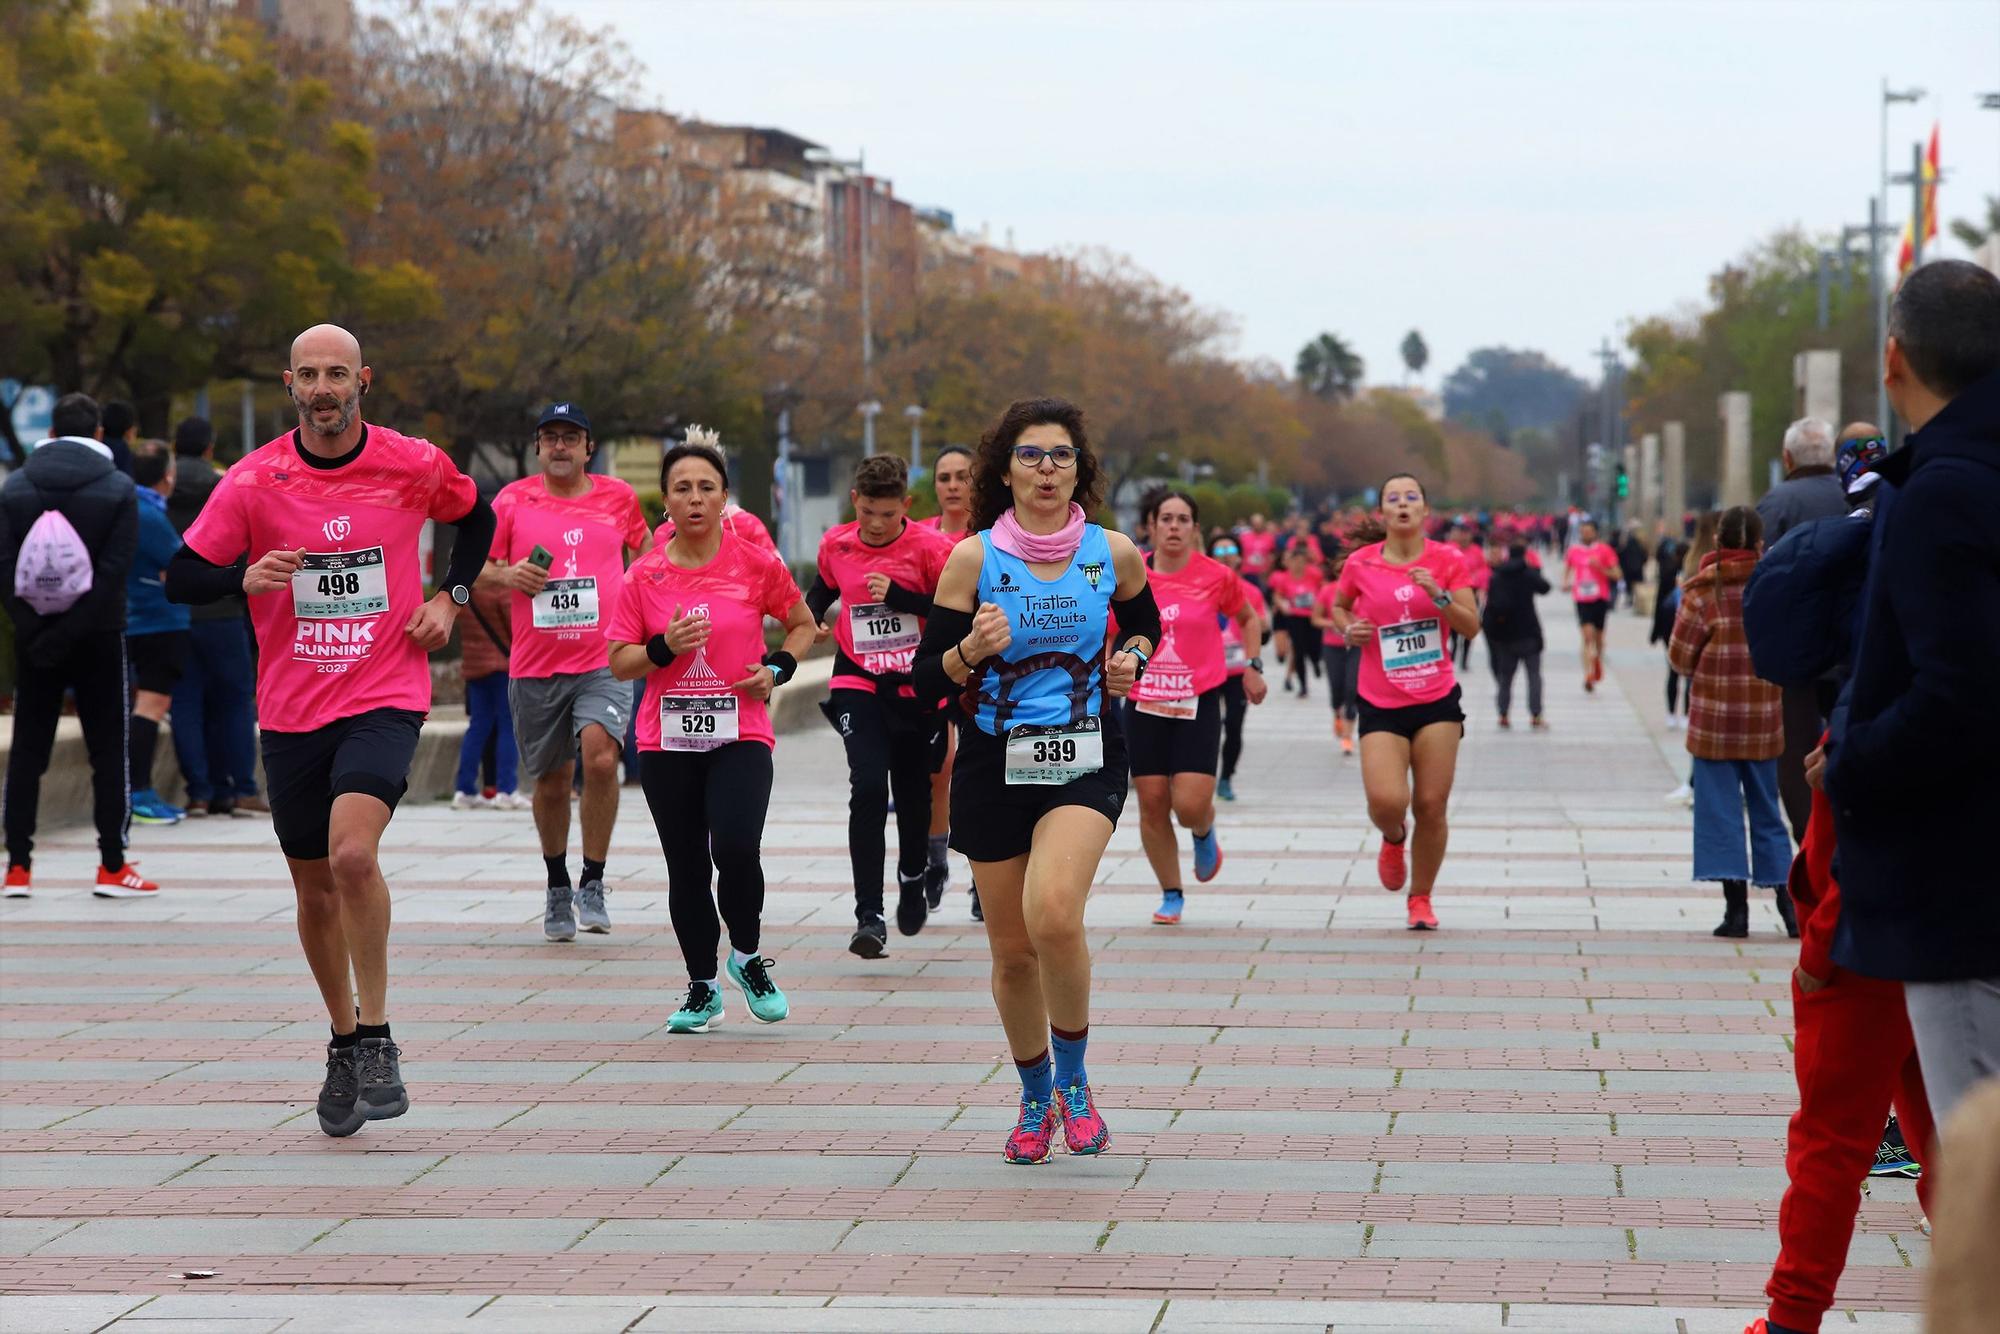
top-left (1575, 599), bottom-right (1611, 630)
top-left (127, 630), bottom-right (189, 696)
top-left (261, 708), bottom-right (424, 860)
top-left (1357, 684), bottom-right (1466, 741)
top-left (948, 709), bottom-right (1128, 864)
top-left (1122, 687), bottom-right (1224, 778)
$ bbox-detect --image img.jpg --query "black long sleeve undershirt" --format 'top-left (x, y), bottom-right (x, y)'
top-left (805, 574), bottom-right (838, 623)
top-left (164, 545), bottom-right (246, 606)
top-left (913, 604), bottom-right (976, 707)
top-left (438, 493), bottom-right (495, 594)
top-left (1111, 581), bottom-right (1162, 652)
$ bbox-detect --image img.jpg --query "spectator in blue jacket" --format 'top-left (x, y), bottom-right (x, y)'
top-left (125, 441), bottom-right (189, 825)
top-left (1824, 258), bottom-right (2000, 1132)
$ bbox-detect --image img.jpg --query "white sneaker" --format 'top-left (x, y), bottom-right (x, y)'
top-left (1664, 783), bottom-right (1694, 807)
top-left (450, 791), bottom-right (490, 811)
top-left (493, 791), bottom-right (533, 811)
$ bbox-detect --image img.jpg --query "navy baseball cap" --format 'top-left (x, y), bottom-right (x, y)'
top-left (535, 401), bottom-right (591, 434)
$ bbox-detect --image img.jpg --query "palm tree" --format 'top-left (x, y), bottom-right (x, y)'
top-left (1400, 329), bottom-right (1429, 382)
top-left (1950, 195), bottom-right (2000, 250)
top-left (1296, 332), bottom-right (1365, 402)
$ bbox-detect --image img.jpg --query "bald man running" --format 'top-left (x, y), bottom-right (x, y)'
top-left (167, 325), bottom-right (495, 1137)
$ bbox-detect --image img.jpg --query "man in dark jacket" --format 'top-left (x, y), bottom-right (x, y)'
top-left (1757, 416), bottom-right (1853, 844)
top-left (0, 393), bottom-right (152, 897)
top-left (165, 417), bottom-right (263, 818)
top-left (1826, 258), bottom-right (2000, 1132)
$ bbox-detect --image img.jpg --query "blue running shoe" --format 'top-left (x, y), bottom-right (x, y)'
top-left (130, 790), bottom-right (183, 825)
top-left (1217, 777), bottom-right (1236, 802)
top-left (1152, 889), bottom-right (1184, 925)
top-left (1870, 1116), bottom-right (1920, 1179)
top-left (1192, 827), bottom-right (1223, 883)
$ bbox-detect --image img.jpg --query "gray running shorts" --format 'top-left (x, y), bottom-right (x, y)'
top-left (510, 668), bottom-right (629, 779)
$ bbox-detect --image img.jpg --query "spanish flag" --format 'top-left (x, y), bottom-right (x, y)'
top-left (1896, 122), bottom-right (1941, 278)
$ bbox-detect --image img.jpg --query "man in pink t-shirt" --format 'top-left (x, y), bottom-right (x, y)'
top-left (482, 402), bottom-right (651, 942)
top-left (1564, 518), bottom-right (1620, 689)
top-left (1236, 514), bottom-right (1278, 589)
top-left (804, 455), bottom-right (956, 953)
top-left (167, 324), bottom-right (491, 1139)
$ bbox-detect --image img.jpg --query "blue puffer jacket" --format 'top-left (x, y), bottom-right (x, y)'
top-left (1741, 504), bottom-right (1872, 688)
top-left (126, 487), bottom-right (190, 637)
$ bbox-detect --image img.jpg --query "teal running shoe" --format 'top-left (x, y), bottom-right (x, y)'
top-left (725, 954), bottom-right (790, 1024)
top-left (1192, 826), bottom-right (1223, 883)
top-left (1217, 777), bottom-right (1236, 802)
top-left (667, 981), bottom-right (724, 1033)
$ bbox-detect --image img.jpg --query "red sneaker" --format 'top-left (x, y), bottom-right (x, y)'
top-left (93, 864), bottom-right (159, 898)
top-left (1055, 1080), bottom-right (1111, 1155)
top-left (1377, 830), bottom-right (1408, 891)
top-left (1003, 1095), bottom-right (1059, 1165)
top-left (1406, 894), bottom-right (1439, 930)
top-left (4, 865), bottom-right (29, 899)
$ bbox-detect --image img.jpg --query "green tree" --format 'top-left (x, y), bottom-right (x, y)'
top-left (1296, 332), bottom-right (1365, 402)
top-left (0, 0), bottom-right (430, 431)
top-left (1400, 329), bottom-right (1429, 381)
top-left (1950, 195), bottom-right (2000, 250)
top-left (1440, 347), bottom-right (1588, 438)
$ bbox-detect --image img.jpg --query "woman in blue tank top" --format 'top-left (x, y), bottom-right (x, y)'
top-left (914, 397), bottom-right (1159, 1166)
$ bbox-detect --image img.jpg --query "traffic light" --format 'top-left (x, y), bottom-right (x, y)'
top-left (1616, 465), bottom-right (1630, 499)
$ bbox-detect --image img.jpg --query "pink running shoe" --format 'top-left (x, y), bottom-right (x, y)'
top-left (1003, 1096), bottom-right (1059, 1165)
top-left (1055, 1080), bottom-right (1111, 1155)
top-left (1377, 830), bottom-right (1408, 892)
top-left (1406, 894), bottom-right (1439, 930)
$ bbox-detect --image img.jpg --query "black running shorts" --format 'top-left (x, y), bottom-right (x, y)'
top-left (1357, 684), bottom-right (1466, 742)
top-left (1122, 687), bottom-right (1224, 778)
top-left (1575, 599), bottom-right (1611, 630)
top-left (127, 630), bottom-right (189, 697)
top-left (948, 709), bottom-right (1128, 864)
top-left (261, 708), bottom-right (425, 860)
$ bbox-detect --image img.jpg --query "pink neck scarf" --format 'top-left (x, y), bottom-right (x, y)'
top-left (991, 502), bottom-right (1087, 563)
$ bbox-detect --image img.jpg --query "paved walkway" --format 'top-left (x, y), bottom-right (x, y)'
top-left (1, 596), bottom-right (1926, 1333)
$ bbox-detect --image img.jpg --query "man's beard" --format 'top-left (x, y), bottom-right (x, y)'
top-left (294, 387), bottom-right (359, 437)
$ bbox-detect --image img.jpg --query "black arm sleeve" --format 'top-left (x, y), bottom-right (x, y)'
top-left (881, 579), bottom-right (934, 618)
top-left (439, 493), bottom-right (495, 593)
top-left (164, 543), bottom-right (246, 606)
top-left (913, 604), bottom-right (975, 707)
top-left (804, 574), bottom-right (838, 623)
top-left (1110, 582), bottom-right (1162, 651)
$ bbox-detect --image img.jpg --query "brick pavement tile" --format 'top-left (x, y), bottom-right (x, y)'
top-left (304, 1218), bottom-right (593, 1253)
top-left (0, 1104), bottom-right (87, 1130)
top-left (3, 1155), bottom-right (205, 1187)
top-left (178, 1154), bottom-right (445, 1186)
top-left (53, 1105), bottom-right (306, 1131)
top-left (1105, 1222), bottom-right (1369, 1257)
top-left (1156, 1298), bottom-right (1505, 1330)
top-left (462, 1295), bottom-right (670, 1333)
top-left (1618, 1165), bottom-right (1795, 1199)
top-left (1362, 1223), bottom-right (1632, 1261)
top-left (0, 1218), bottom-right (82, 1253)
top-left (1375, 1163), bottom-right (1617, 1196)
top-left (1388, 1113), bottom-right (1612, 1136)
top-left (416, 1154), bottom-right (679, 1187)
top-left (1632, 1225), bottom-right (1919, 1268)
top-left (1163, 1112), bottom-right (1393, 1134)
top-left (892, 1154), bottom-right (1147, 1190)
top-left (505, 1104), bottom-right (744, 1130)
top-left (659, 1154), bottom-right (913, 1187)
top-left (121, 1294), bottom-right (491, 1328)
top-left (836, 1220), bottom-right (1105, 1253)
top-left (0, 1295), bottom-right (151, 1334)
top-left (1134, 1161), bottom-right (1380, 1192)
top-left (32, 1217), bottom-right (329, 1255)
top-left (573, 1219), bottom-right (853, 1251)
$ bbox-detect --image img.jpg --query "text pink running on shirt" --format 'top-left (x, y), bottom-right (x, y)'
top-left (1334, 538), bottom-right (1468, 709)
top-left (1125, 551), bottom-right (1247, 703)
top-left (490, 475), bottom-right (650, 680)
top-left (183, 426), bottom-right (477, 734)
top-left (604, 531), bottom-right (802, 752)
top-left (817, 519), bottom-right (954, 694)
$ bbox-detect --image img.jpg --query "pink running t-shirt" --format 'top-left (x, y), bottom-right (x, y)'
top-left (1237, 528), bottom-right (1279, 577)
top-left (653, 504), bottom-right (778, 558)
top-left (918, 515), bottom-right (977, 545)
top-left (1126, 551), bottom-right (1247, 707)
top-left (184, 426), bottom-right (478, 734)
top-left (1266, 568), bottom-right (1324, 618)
top-left (1565, 542), bottom-right (1618, 603)
top-left (1456, 545), bottom-right (1492, 592)
top-left (1334, 539), bottom-right (1469, 708)
top-left (490, 475), bottom-right (650, 680)
top-left (817, 519), bottom-right (955, 694)
top-left (604, 532), bottom-right (802, 753)
top-left (1222, 579), bottom-right (1269, 676)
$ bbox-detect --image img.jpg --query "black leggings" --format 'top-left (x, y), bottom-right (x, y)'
top-left (1285, 618), bottom-right (1323, 692)
top-left (825, 689), bottom-right (934, 920)
top-left (4, 630), bottom-right (128, 871)
top-left (1665, 668), bottom-right (1686, 716)
top-left (1320, 641), bottom-right (1360, 721)
top-left (640, 743), bottom-right (772, 982)
top-left (1219, 675), bottom-right (1247, 780)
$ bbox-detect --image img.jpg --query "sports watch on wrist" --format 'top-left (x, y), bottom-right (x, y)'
top-left (1430, 589), bottom-right (1451, 609)
top-left (1124, 645), bottom-right (1151, 678)
top-left (448, 584), bottom-right (471, 606)
top-left (1247, 657), bottom-right (1265, 673)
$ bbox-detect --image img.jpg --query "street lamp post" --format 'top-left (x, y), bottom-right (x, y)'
top-left (903, 404), bottom-right (924, 476)
top-left (1879, 82), bottom-right (1925, 434)
top-left (858, 400), bottom-right (882, 454)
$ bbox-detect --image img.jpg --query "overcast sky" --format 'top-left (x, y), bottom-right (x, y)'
top-left (547, 0), bottom-right (1999, 386)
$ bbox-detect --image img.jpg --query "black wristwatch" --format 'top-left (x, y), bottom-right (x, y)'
top-left (1124, 645), bottom-right (1151, 678)
top-left (448, 584), bottom-right (470, 606)
top-left (1247, 657), bottom-right (1265, 673)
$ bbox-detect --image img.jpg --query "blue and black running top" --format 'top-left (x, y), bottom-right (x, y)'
top-left (969, 525), bottom-right (1116, 736)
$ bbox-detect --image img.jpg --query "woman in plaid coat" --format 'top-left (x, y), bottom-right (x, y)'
top-left (1668, 506), bottom-right (1799, 939)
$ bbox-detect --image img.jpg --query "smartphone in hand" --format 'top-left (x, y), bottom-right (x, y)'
top-left (527, 545), bottom-right (555, 570)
